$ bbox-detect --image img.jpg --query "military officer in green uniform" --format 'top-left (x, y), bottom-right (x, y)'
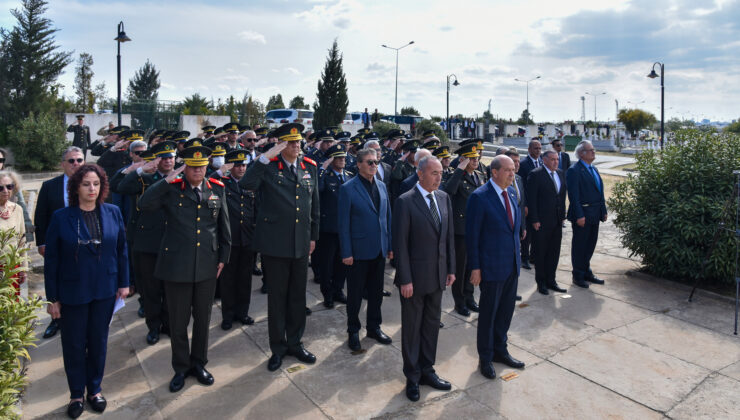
top-left (381, 129), bottom-right (405, 167)
top-left (241, 123), bottom-right (319, 372)
top-left (223, 122), bottom-right (244, 151)
top-left (67, 114), bottom-right (91, 158)
top-left (433, 146), bottom-right (454, 183)
top-left (390, 138), bottom-right (420, 204)
top-left (138, 145), bottom-right (231, 393)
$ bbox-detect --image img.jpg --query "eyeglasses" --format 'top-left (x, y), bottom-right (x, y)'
top-left (244, 138), bottom-right (256, 142)
top-left (0, 184), bottom-right (15, 191)
top-left (67, 158), bottom-right (84, 164)
top-left (132, 150), bottom-right (145, 156)
top-left (363, 160), bottom-right (379, 166)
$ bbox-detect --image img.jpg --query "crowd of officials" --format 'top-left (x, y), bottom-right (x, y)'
top-left (38, 115), bottom-right (606, 417)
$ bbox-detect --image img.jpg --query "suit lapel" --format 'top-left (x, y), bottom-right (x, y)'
top-left (354, 178), bottom-right (378, 213)
top-left (487, 183), bottom-right (513, 233)
top-left (412, 188), bottom-right (439, 232)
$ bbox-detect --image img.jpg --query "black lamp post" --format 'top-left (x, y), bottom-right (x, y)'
top-left (514, 75), bottom-right (540, 121)
top-left (381, 41), bottom-right (414, 117)
top-left (647, 62), bottom-right (664, 149)
top-left (446, 74), bottom-right (460, 139)
top-left (114, 21), bottom-right (131, 127)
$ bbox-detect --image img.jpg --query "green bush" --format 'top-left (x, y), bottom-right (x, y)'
top-left (609, 129), bottom-right (740, 284)
top-left (370, 120), bottom-right (400, 138)
top-left (7, 112), bottom-right (68, 171)
top-left (0, 228), bottom-right (41, 418)
top-left (413, 119), bottom-right (449, 144)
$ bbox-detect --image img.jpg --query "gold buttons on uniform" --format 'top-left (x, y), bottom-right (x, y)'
top-left (180, 194), bottom-right (184, 198)
top-left (165, 247), bottom-right (168, 251)
top-left (296, 207), bottom-right (300, 211)
top-left (296, 196), bottom-right (299, 199)
top-left (240, 203), bottom-right (244, 207)
top-left (296, 219), bottom-right (299, 223)
top-left (197, 204), bottom-right (201, 209)
top-left (196, 217), bottom-right (201, 221)
top-left (240, 220), bottom-right (243, 224)
top-left (179, 203), bottom-right (182, 207)
top-left (197, 229), bottom-right (201, 234)
top-left (197, 242), bottom-right (200, 247)
top-left (296, 184), bottom-right (300, 188)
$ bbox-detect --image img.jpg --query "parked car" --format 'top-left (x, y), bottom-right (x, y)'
top-left (265, 109), bottom-right (314, 129)
top-left (379, 115), bottom-right (424, 126)
top-left (345, 112), bottom-right (364, 125)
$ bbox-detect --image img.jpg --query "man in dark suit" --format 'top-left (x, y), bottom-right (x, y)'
top-left (317, 144), bottom-right (351, 308)
top-left (138, 146), bottom-right (231, 393)
top-left (467, 155), bottom-right (526, 380)
top-left (399, 149), bottom-right (433, 196)
top-left (338, 148), bottom-right (393, 351)
top-left (566, 140), bottom-right (607, 288)
top-left (241, 123), bottom-right (320, 372)
top-left (551, 138), bottom-right (571, 170)
top-left (390, 138), bottom-right (418, 204)
top-left (527, 150), bottom-right (568, 295)
top-left (517, 139), bottom-right (542, 269)
top-left (393, 156), bottom-right (455, 402)
top-left (443, 142), bottom-right (484, 317)
top-left (34, 146), bottom-right (85, 339)
top-left (504, 147), bottom-right (527, 301)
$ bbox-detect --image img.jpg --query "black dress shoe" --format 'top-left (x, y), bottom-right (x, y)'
top-left (516, 295), bottom-right (523, 301)
top-left (493, 353), bottom-right (525, 369)
top-left (333, 292), bottom-right (348, 304)
top-left (382, 289), bottom-right (392, 297)
top-left (587, 276), bottom-right (605, 285)
top-left (537, 287), bottom-right (550, 295)
top-left (480, 361), bottom-right (496, 379)
top-left (86, 394), bottom-right (107, 413)
top-left (419, 373), bottom-right (452, 390)
top-left (267, 354), bottom-right (282, 371)
top-left (43, 319), bottom-right (59, 339)
top-left (67, 400), bottom-right (84, 418)
top-left (261, 283), bottom-right (268, 294)
top-left (573, 278), bottom-right (590, 288)
top-left (305, 307), bottom-right (312, 316)
top-left (221, 319), bottom-right (233, 330)
top-left (237, 315), bottom-right (254, 325)
top-left (405, 380), bottom-right (420, 402)
top-left (367, 328), bottom-right (392, 344)
top-left (160, 325), bottom-right (170, 336)
top-left (348, 332), bottom-right (361, 351)
top-left (521, 261), bottom-right (532, 270)
top-left (465, 300), bottom-right (479, 312)
top-left (253, 267), bottom-right (263, 276)
top-left (287, 346), bottom-right (316, 364)
top-left (455, 304), bottom-right (471, 317)
top-left (169, 372), bottom-right (187, 392)
top-left (189, 365), bottom-right (214, 385)
top-left (439, 322), bottom-right (444, 328)
top-left (323, 298), bottom-right (334, 309)
top-left (146, 328), bottom-right (160, 345)
top-left (548, 284), bottom-right (567, 293)
top-left (137, 306), bottom-right (146, 318)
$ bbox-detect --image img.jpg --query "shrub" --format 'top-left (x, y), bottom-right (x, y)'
top-left (7, 113), bottom-right (68, 171)
top-left (370, 120), bottom-right (400, 138)
top-left (609, 129), bottom-right (740, 284)
top-left (414, 119), bottom-right (449, 144)
top-left (0, 228), bottom-right (41, 418)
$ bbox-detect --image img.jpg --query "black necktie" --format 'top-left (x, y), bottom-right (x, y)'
top-left (290, 164), bottom-right (296, 177)
top-left (194, 187), bottom-right (201, 202)
top-left (550, 171), bottom-right (559, 192)
top-left (427, 193), bottom-right (440, 228)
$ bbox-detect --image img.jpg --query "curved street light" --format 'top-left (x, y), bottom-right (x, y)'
top-left (446, 74), bottom-right (460, 139)
top-left (381, 41), bottom-right (415, 117)
top-left (114, 21), bottom-right (131, 126)
top-left (514, 75), bottom-right (540, 118)
top-left (647, 62), bottom-right (665, 149)
top-left (585, 91), bottom-right (607, 122)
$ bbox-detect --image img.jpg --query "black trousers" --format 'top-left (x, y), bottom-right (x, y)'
top-left (60, 296), bottom-right (115, 399)
top-left (220, 245), bottom-right (254, 321)
top-left (521, 222), bottom-right (534, 262)
top-left (317, 231), bottom-right (346, 300)
top-left (400, 287), bottom-right (442, 383)
top-left (571, 222), bottom-right (600, 280)
top-left (262, 255), bottom-right (308, 356)
top-left (347, 255), bottom-right (385, 333)
top-left (533, 226), bottom-right (563, 289)
top-left (477, 266), bottom-right (518, 362)
top-left (164, 278), bottom-right (217, 374)
top-left (452, 234), bottom-right (474, 307)
top-left (133, 251), bottom-right (169, 332)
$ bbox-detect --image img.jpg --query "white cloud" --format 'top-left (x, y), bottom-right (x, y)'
top-left (238, 30), bottom-right (266, 44)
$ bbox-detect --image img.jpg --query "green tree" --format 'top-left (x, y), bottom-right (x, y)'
top-left (7, 112), bottom-right (68, 170)
top-left (370, 120), bottom-right (400, 138)
top-left (313, 39), bottom-right (349, 130)
top-left (415, 119), bottom-right (448, 143)
top-left (73, 53), bottom-right (95, 113)
top-left (516, 109), bottom-right (534, 125)
top-left (93, 82), bottom-right (110, 111)
top-left (618, 108), bottom-right (657, 137)
top-left (289, 95), bottom-right (307, 109)
top-left (127, 59), bottom-right (160, 101)
top-left (0, 0), bottom-right (72, 131)
top-left (181, 93), bottom-right (211, 115)
top-left (665, 117), bottom-right (695, 132)
top-left (400, 106), bottom-right (420, 116)
top-left (238, 93), bottom-right (265, 126)
top-left (266, 94), bottom-right (285, 111)
top-left (725, 119), bottom-right (740, 134)
top-left (610, 130), bottom-right (740, 285)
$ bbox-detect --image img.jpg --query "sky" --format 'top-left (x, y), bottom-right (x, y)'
top-left (2, 0), bottom-right (739, 123)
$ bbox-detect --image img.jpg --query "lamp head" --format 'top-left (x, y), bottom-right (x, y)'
top-left (115, 31), bottom-right (131, 42)
top-left (409, 41), bottom-right (415, 45)
top-left (453, 80), bottom-right (460, 86)
top-left (647, 69), bottom-right (659, 79)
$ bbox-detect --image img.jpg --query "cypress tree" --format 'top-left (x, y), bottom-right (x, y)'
top-left (127, 59), bottom-right (160, 101)
top-left (313, 39), bottom-right (348, 130)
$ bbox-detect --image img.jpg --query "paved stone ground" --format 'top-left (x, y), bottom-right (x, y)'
top-left (20, 220), bottom-right (740, 419)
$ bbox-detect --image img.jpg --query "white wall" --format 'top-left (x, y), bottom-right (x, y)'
top-left (180, 115), bottom-right (231, 138)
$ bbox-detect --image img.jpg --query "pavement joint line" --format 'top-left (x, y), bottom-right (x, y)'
top-left (718, 371), bottom-right (740, 384)
top-left (459, 384), bottom-right (511, 419)
top-left (664, 371), bottom-right (715, 415)
top-left (663, 310), bottom-right (740, 338)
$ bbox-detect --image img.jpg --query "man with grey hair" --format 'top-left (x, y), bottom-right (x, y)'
top-left (567, 140), bottom-right (607, 288)
top-left (399, 148), bottom-right (432, 196)
top-left (35, 146), bottom-right (85, 338)
top-left (364, 140), bottom-right (391, 184)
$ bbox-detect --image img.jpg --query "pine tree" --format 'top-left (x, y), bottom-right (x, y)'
top-left (73, 53), bottom-right (95, 112)
top-left (266, 94), bottom-right (285, 111)
top-left (0, 0), bottom-right (72, 128)
top-left (314, 39), bottom-right (348, 130)
top-left (127, 59), bottom-right (160, 101)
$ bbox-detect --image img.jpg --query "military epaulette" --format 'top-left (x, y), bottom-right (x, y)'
top-left (220, 175), bottom-right (231, 181)
top-left (269, 157), bottom-right (279, 162)
top-left (303, 156), bottom-right (317, 166)
top-left (170, 176), bottom-right (184, 184)
top-left (208, 177), bottom-right (224, 187)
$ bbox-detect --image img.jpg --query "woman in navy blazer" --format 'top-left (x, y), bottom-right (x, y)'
top-left (44, 164), bottom-right (129, 419)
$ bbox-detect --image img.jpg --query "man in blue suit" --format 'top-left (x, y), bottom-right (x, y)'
top-left (338, 148), bottom-right (393, 351)
top-left (566, 140), bottom-right (608, 288)
top-left (467, 155), bottom-right (526, 379)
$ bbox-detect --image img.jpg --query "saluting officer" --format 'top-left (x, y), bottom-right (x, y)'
top-left (223, 122), bottom-right (244, 151)
top-left (390, 138), bottom-right (419, 204)
top-left (67, 114), bottom-right (91, 158)
top-left (433, 146), bottom-right (454, 183)
top-left (138, 146), bottom-right (231, 393)
top-left (317, 144), bottom-right (352, 308)
top-left (240, 123), bottom-right (320, 372)
top-left (217, 149), bottom-right (257, 329)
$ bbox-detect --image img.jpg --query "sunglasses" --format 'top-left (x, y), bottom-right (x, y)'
top-left (0, 158), bottom-right (5, 163)
top-left (132, 150), bottom-right (145, 156)
top-left (244, 138), bottom-right (256, 142)
top-left (67, 158), bottom-right (84, 164)
top-left (362, 160), bottom-right (379, 166)
top-left (0, 184), bottom-right (15, 191)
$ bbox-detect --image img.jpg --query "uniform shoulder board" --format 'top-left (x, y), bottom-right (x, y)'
top-left (269, 157), bottom-right (279, 162)
top-left (303, 156), bottom-right (317, 166)
top-left (208, 177), bottom-right (225, 187)
top-left (170, 176), bottom-right (184, 184)
top-left (220, 175), bottom-right (231, 181)
top-left (345, 170), bottom-right (354, 177)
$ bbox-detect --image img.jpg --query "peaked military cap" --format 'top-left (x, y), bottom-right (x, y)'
top-left (223, 122), bottom-right (240, 133)
top-left (121, 129), bottom-right (145, 141)
top-left (75, 114), bottom-right (85, 119)
top-left (181, 146), bottom-right (212, 167)
top-left (326, 144), bottom-right (347, 158)
top-left (239, 124), bottom-right (251, 132)
top-left (225, 149), bottom-right (249, 164)
top-left (151, 141), bottom-right (177, 158)
top-left (422, 130), bottom-right (437, 138)
top-left (432, 145), bottom-right (452, 159)
top-left (273, 123), bottom-right (304, 142)
top-left (140, 150), bottom-right (156, 161)
top-left (183, 137), bottom-right (206, 149)
top-left (363, 131), bottom-right (380, 141)
top-left (172, 131), bottom-right (190, 143)
top-left (401, 139), bottom-right (420, 152)
top-left (214, 127), bottom-right (224, 136)
top-left (109, 125), bottom-right (130, 135)
top-left (255, 127), bottom-right (270, 137)
top-left (202, 125), bottom-right (216, 133)
top-left (316, 129), bottom-right (336, 141)
top-left (210, 142), bottom-right (229, 157)
top-left (422, 138), bottom-right (441, 150)
top-left (385, 129), bottom-right (406, 139)
top-left (457, 142), bottom-right (481, 158)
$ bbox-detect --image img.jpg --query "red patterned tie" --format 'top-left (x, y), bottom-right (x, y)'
top-left (502, 190), bottom-right (514, 229)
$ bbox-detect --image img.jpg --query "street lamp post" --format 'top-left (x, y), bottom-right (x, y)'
top-left (627, 100), bottom-right (645, 108)
top-left (381, 41), bottom-right (414, 117)
top-left (114, 21), bottom-right (131, 127)
top-left (446, 74), bottom-right (459, 139)
top-left (585, 91), bottom-right (607, 122)
top-left (647, 62), bottom-right (665, 149)
top-left (514, 75), bottom-right (540, 121)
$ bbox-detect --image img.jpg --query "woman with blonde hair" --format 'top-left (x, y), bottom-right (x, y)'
top-left (0, 148), bottom-right (34, 242)
top-left (0, 169), bottom-right (28, 296)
